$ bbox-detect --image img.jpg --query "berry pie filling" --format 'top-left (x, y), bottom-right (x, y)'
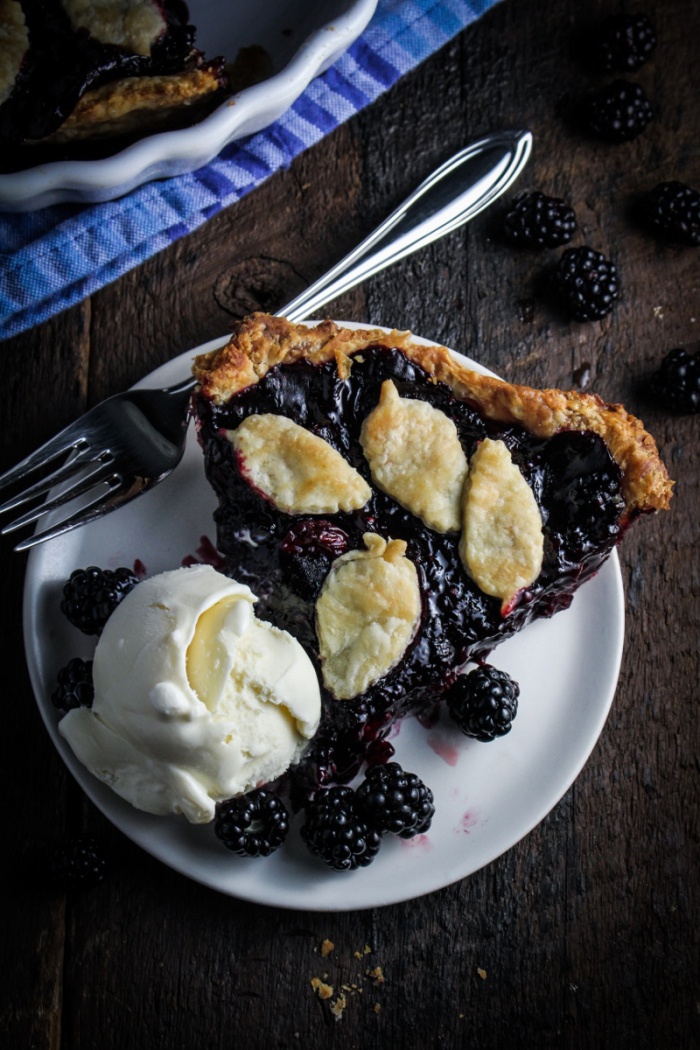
top-left (193, 342), bottom-right (632, 791)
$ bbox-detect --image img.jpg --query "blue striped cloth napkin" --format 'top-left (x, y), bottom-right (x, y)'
top-left (0, 0), bottom-right (499, 342)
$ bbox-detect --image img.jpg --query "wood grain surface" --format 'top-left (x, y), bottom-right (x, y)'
top-left (2, 1), bottom-right (698, 1048)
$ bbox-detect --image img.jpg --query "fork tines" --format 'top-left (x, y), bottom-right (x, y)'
top-left (0, 422), bottom-right (114, 550)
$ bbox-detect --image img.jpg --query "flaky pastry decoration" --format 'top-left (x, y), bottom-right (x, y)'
top-left (193, 313), bottom-right (672, 519)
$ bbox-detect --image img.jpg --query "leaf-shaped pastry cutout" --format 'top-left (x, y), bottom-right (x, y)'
top-left (316, 533), bottom-right (421, 700)
top-left (460, 438), bottom-right (543, 613)
top-left (360, 380), bottom-right (468, 532)
top-left (0, 2), bottom-right (28, 108)
top-left (227, 415), bottom-right (371, 515)
top-left (63, 0), bottom-right (166, 55)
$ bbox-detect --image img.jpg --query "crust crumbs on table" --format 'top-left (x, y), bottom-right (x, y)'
top-left (320, 939), bottom-right (334, 957)
top-left (330, 994), bottom-right (347, 1021)
top-left (310, 978), bottom-right (333, 1000)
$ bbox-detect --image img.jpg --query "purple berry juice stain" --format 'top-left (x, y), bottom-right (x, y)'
top-left (182, 535), bottom-right (226, 570)
top-left (427, 735), bottom-right (459, 767)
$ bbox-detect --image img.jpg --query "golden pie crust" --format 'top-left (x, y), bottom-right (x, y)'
top-left (62, 0), bottom-right (167, 57)
top-left (460, 438), bottom-right (544, 607)
top-left (0, 0), bottom-right (28, 108)
top-left (37, 63), bottom-right (225, 144)
top-left (315, 534), bottom-right (421, 700)
top-left (192, 313), bottom-right (673, 518)
top-left (226, 413), bottom-right (371, 515)
top-left (360, 379), bottom-right (468, 533)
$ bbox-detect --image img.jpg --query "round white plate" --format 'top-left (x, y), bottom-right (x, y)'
top-left (24, 328), bottom-right (624, 910)
top-left (0, 0), bottom-right (378, 211)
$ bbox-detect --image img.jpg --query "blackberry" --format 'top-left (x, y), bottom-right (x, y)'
top-left (50, 835), bottom-right (107, 889)
top-left (355, 762), bottom-right (435, 839)
top-left (649, 348), bottom-right (700, 414)
top-left (279, 521), bottom-right (350, 600)
top-left (214, 789), bottom-right (289, 857)
top-left (643, 181), bottom-right (700, 246)
top-left (61, 565), bottom-right (139, 635)
top-left (590, 14), bottom-right (657, 72)
top-left (301, 786), bottom-right (381, 871)
top-left (504, 191), bottom-right (577, 249)
top-left (51, 657), bottom-right (94, 712)
top-left (445, 665), bottom-right (519, 742)
top-left (550, 246), bottom-right (620, 322)
top-left (583, 80), bottom-right (653, 142)
top-left (542, 431), bottom-right (624, 560)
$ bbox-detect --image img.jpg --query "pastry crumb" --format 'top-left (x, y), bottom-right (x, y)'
top-left (374, 1003), bottom-right (382, 1014)
top-left (477, 968), bottom-right (487, 980)
top-left (369, 966), bottom-right (385, 986)
top-left (321, 939), bottom-right (334, 957)
top-left (311, 977), bottom-right (334, 1000)
top-left (330, 994), bottom-right (347, 1021)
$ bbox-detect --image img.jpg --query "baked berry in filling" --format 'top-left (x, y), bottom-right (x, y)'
top-left (192, 316), bottom-right (671, 793)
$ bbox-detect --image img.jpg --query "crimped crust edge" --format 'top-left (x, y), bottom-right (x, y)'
top-left (192, 314), bottom-right (673, 517)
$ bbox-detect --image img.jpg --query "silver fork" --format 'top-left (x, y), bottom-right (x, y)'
top-left (0, 129), bottom-right (532, 551)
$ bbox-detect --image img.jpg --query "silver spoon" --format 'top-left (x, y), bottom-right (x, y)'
top-left (0, 129), bottom-right (532, 549)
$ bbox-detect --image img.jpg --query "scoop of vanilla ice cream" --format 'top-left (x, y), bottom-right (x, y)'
top-left (59, 565), bottom-right (321, 823)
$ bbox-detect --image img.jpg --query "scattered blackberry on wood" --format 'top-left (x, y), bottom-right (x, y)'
top-left (51, 657), bottom-right (94, 712)
top-left (301, 786), bottom-right (381, 871)
top-left (643, 181), bottom-right (700, 246)
top-left (215, 789), bottom-right (289, 857)
top-left (61, 565), bottom-right (139, 635)
top-left (550, 246), bottom-right (621, 322)
top-left (504, 191), bottom-right (577, 248)
top-left (649, 348), bottom-right (700, 414)
top-left (590, 14), bottom-right (657, 72)
top-left (445, 665), bottom-right (519, 742)
top-left (582, 80), bottom-right (653, 142)
top-left (50, 835), bottom-right (107, 889)
top-left (355, 762), bottom-right (435, 839)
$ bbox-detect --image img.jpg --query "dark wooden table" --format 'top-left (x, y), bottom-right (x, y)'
top-left (2, 1), bottom-right (699, 1047)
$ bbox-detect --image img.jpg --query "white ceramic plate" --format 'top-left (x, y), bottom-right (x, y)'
top-left (23, 328), bottom-right (624, 911)
top-left (0, 0), bottom-right (378, 211)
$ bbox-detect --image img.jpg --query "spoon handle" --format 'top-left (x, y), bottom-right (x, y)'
top-left (279, 129), bottom-right (532, 323)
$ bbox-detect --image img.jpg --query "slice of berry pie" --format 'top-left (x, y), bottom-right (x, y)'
top-left (0, 0), bottom-right (227, 165)
top-left (191, 314), bottom-right (672, 792)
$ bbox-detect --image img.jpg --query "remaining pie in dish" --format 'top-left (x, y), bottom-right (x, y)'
top-left (191, 314), bottom-right (672, 792)
top-left (0, 0), bottom-right (227, 162)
